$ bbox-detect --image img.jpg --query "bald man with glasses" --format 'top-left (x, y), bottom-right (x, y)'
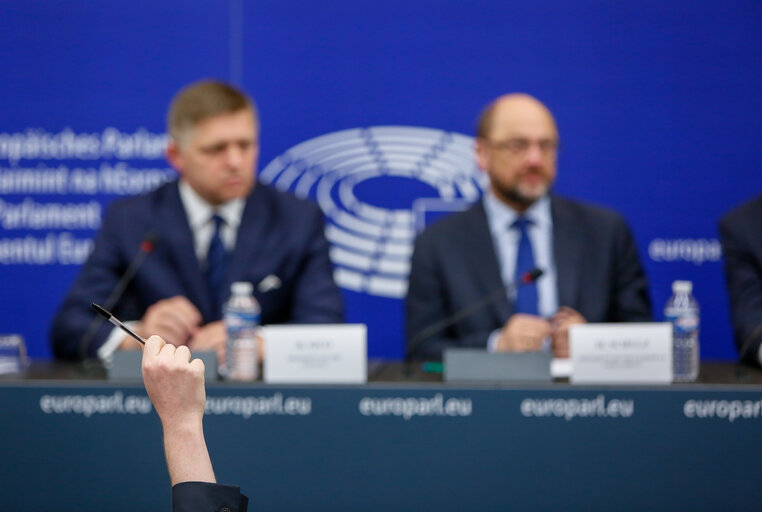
top-left (406, 94), bottom-right (652, 361)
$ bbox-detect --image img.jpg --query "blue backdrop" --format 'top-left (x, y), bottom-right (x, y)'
top-left (1, 0), bottom-right (761, 360)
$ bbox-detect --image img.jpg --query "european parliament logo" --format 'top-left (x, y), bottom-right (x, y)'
top-left (260, 126), bottom-right (485, 298)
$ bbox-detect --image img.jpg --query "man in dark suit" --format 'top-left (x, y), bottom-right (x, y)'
top-left (719, 194), bottom-right (762, 367)
top-left (51, 80), bottom-right (343, 361)
top-left (406, 94), bottom-right (651, 360)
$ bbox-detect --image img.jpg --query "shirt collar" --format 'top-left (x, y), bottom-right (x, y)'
top-left (483, 190), bottom-right (552, 235)
top-left (178, 180), bottom-right (246, 230)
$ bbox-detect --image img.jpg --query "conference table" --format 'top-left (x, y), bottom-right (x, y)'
top-left (1, 361), bottom-right (760, 511)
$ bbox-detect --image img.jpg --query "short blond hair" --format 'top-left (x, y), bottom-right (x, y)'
top-left (167, 80), bottom-right (258, 141)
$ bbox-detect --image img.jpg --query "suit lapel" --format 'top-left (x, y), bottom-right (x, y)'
top-left (462, 202), bottom-right (512, 322)
top-left (226, 185), bottom-right (270, 294)
top-left (551, 197), bottom-right (583, 309)
top-left (155, 183), bottom-right (215, 320)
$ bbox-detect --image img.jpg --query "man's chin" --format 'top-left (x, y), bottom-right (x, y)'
top-left (516, 184), bottom-right (549, 203)
top-left (491, 181), bottom-right (549, 209)
top-left (224, 182), bottom-right (255, 200)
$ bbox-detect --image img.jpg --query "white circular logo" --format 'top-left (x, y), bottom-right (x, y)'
top-left (260, 126), bottom-right (484, 298)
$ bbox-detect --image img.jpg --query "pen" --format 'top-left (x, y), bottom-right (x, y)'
top-left (91, 303), bottom-right (146, 345)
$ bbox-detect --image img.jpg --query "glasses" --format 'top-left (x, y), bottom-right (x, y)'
top-left (485, 138), bottom-right (558, 157)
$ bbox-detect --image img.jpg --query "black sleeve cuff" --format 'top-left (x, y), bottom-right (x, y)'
top-left (172, 481), bottom-right (249, 512)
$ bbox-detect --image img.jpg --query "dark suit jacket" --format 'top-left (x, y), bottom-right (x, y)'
top-left (51, 181), bottom-right (343, 359)
top-left (719, 194), bottom-right (762, 366)
top-left (406, 195), bottom-right (652, 359)
top-left (173, 482), bottom-right (248, 512)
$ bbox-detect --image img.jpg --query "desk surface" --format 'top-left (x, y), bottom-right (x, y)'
top-left (2, 362), bottom-right (761, 511)
top-left (7, 359), bottom-right (762, 385)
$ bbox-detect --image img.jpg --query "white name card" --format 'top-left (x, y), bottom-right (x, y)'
top-left (263, 324), bottom-right (367, 384)
top-left (570, 323), bottom-right (672, 384)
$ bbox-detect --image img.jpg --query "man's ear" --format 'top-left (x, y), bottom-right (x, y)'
top-left (475, 138), bottom-right (490, 172)
top-left (166, 140), bottom-right (184, 175)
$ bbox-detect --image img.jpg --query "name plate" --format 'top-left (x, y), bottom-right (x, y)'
top-left (570, 323), bottom-right (672, 384)
top-left (444, 348), bottom-right (551, 383)
top-left (263, 324), bottom-right (367, 384)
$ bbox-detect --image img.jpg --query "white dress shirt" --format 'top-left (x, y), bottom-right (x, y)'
top-left (178, 180), bottom-right (245, 261)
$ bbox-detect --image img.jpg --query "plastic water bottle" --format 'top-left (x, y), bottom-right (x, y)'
top-left (664, 280), bottom-right (700, 382)
top-left (223, 281), bottom-right (260, 381)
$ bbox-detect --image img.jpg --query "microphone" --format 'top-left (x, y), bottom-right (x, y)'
top-left (78, 232), bottom-right (159, 360)
top-left (406, 268), bottom-right (544, 362)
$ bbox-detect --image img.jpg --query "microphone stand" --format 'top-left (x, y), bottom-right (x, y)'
top-left (403, 268), bottom-right (544, 377)
top-left (78, 233), bottom-right (158, 362)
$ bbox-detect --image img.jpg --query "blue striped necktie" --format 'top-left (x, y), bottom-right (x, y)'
top-left (512, 216), bottom-right (539, 315)
top-left (205, 214), bottom-right (228, 318)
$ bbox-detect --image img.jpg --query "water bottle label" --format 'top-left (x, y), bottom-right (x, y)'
top-left (225, 311), bottom-right (259, 325)
top-left (226, 311), bottom-right (258, 328)
top-left (224, 311), bottom-right (260, 381)
top-left (665, 314), bottom-right (699, 335)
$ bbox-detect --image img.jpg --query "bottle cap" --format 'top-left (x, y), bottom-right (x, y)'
top-left (672, 280), bottom-right (692, 294)
top-left (231, 281), bottom-right (253, 295)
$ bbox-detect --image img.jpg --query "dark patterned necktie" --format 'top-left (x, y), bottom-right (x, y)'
top-left (205, 214), bottom-right (228, 318)
top-left (512, 217), bottom-right (538, 315)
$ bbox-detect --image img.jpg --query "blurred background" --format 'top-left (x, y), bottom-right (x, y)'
top-left (1, 0), bottom-right (760, 360)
